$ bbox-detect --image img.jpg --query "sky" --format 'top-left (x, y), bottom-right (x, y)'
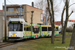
top-left (54, 0), bottom-right (75, 21)
top-left (0, 0), bottom-right (34, 10)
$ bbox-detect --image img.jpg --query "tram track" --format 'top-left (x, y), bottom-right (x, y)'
top-left (0, 39), bottom-right (30, 48)
top-left (0, 42), bottom-right (18, 48)
top-left (0, 36), bottom-right (68, 48)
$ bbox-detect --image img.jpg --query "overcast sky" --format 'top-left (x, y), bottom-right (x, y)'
top-left (0, 0), bottom-right (75, 21)
top-left (55, 0), bottom-right (75, 21)
top-left (0, 0), bottom-right (34, 10)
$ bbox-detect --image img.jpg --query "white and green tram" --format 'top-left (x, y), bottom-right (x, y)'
top-left (8, 17), bottom-right (59, 40)
top-left (8, 17), bottom-right (25, 40)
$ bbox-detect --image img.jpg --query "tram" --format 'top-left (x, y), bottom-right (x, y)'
top-left (8, 17), bottom-right (59, 40)
top-left (8, 17), bottom-right (25, 40)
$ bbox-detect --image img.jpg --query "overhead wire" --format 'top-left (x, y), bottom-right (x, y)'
top-left (7, 0), bottom-right (15, 4)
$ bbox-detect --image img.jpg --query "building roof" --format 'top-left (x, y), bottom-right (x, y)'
top-left (26, 4), bottom-right (42, 11)
top-left (55, 21), bottom-right (61, 25)
top-left (3, 4), bottom-right (43, 11)
top-left (55, 20), bottom-right (75, 25)
top-left (3, 4), bottom-right (22, 8)
top-left (0, 10), bottom-right (3, 11)
top-left (68, 20), bottom-right (75, 22)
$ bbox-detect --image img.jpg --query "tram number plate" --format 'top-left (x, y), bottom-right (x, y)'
top-left (12, 33), bottom-right (15, 37)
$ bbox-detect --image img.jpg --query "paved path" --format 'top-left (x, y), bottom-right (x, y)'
top-left (0, 42), bottom-right (24, 50)
top-left (0, 36), bottom-right (71, 50)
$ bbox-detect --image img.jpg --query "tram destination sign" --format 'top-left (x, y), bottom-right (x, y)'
top-left (10, 21), bottom-right (20, 23)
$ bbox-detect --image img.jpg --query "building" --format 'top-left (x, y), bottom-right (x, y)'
top-left (43, 17), bottom-right (51, 25)
top-left (3, 4), bottom-right (43, 24)
top-left (0, 10), bottom-right (3, 42)
top-left (67, 20), bottom-right (75, 28)
top-left (3, 4), bottom-right (43, 37)
top-left (55, 21), bottom-right (61, 26)
top-left (54, 20), bottom-right (75, 30)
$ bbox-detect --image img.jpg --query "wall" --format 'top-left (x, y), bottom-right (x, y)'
top-left (25, 5), bottom-right (43, 24)
top-left (2, 5), bottom-right (43, 39)
top-left (0, 11), bottom-right (3, 42)
top-left (67, 22), bottom-right (75, 28)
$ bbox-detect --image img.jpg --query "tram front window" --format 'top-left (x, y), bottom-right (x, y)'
top-left (9, 23), bottom-right (23, 31)
top-left (33, 28), bottom-right (39, 33)
top-left (55, 27), bottom-right (58, 31)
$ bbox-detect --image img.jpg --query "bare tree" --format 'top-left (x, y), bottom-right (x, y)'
top-left (34, 0), bottom-right (46, 10)
top-left (68, 24), bottom-right (75, 50)
top-left (34, 0), bottom-right (59, 17)
top-left (47, 0), bottom-right (55, 44)
top-left (61, 0), bottom-right (74, 44)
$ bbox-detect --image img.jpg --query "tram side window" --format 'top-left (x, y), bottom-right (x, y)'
top-left (24, 27), bottom-right (26, 31)
top-left (48, 27), bottom-right (52, 31)
top-left (24, 27), bottom-right (31, 31)
top-left (55, 27), bottom-right (58, 31)
top-left (27, 27), bottom-right (31, 31)
top-left (42, 27), bottom-right (47, 31)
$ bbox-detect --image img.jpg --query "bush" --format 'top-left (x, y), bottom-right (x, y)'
top-left (66, 27), bottom-right (73, 32)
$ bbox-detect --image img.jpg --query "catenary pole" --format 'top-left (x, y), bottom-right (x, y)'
top-left (4, 0), bottom-right (7, 41)
top-left (20, 5), bottom-right (21, 17)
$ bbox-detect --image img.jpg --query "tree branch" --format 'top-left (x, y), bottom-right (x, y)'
top-left (61, 4), bottom-right (66, 27)
top-left (47, 0), bottom-right (53, 25)
top-left (50, 0), bottom-right (55, 25)
top-left (61, 2), bottom-right (75, 29)
top-left (69, 3), bottom-right (75, 7)
top-left (68, 11), bottom-right (73, 17)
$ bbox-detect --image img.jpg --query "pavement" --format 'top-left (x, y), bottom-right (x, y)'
top-left (0, 42), bottom-right (24, 50)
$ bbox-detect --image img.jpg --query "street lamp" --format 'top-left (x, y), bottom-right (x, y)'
top-left (31, 11), bottom-right (34, 37)
top-left (31, 2), bottom-right (34, 37)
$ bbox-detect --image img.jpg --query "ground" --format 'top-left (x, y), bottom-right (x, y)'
top-left (11, 32), bottom-right (72, 50)
top-left (11, 38), bottom-right (70, 50)
top-left (1, 32), bottom-right (72, 50)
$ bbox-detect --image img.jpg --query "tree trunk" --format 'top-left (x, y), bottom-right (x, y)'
top-left (51, 26), bottom-right (55, 44)
top-left (62, 0), bottom-right (69, 44)
top-left (47, 0), bottom-right (55, 44)
top-left (61, 4), bottom-right (66, 35)
top-left (47, 0), bottom-right (53, 26)
top-left (68, 24), bottom-right (75, 50)
top-left (50, 0), bottom-right (55, 44)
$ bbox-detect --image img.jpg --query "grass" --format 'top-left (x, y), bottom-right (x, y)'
top-left (3, 36), bottom-right (8, 42)
top-left (2, 32), bottom-right (72, 50)
top-left (59, 32), bottom-right (72, 36)
top-left (66, 32), bottom-right (72, 36)
top-left (11, 32), bottom-right (71, 50)
top-left (11, 38), bottom-right (71, 50)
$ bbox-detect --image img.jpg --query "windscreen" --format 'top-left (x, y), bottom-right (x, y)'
top-left (55, 27), bottom-right (58, 31)
top-left (8, 23), bottom-right (23, 31)
top-left (33, 27), bottom-right (39, 33)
